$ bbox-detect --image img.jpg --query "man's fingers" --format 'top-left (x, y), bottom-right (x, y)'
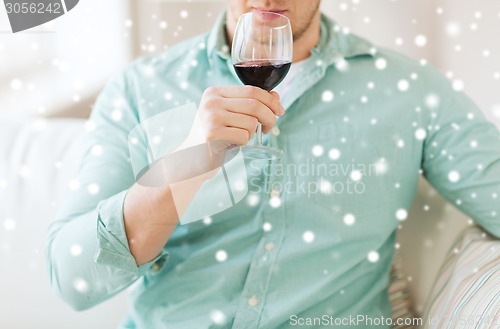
top-left (221, 111), bottom-right (259, 139)
top-left (223, 98), bottom-right (277, 131)
top-left (207, 127), bottom-right (251, 146)
top-left (216, 86), bottom-right (285, 116)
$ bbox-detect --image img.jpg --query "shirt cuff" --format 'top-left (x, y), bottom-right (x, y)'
top-left (93, 189), bottom-right (169, 277)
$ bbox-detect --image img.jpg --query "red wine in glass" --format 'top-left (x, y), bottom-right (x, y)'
top-left (231, 11), bottom-right (293, 160)
top-left (234, 60), bottom-right (292, 92)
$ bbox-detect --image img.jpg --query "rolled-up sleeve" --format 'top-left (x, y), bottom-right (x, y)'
top-left (45, 66), bottom-right (169, 311)
top-left (94, 189), bottom-right (167, 276)
top-left (421, 64), bottom-right (500, 238)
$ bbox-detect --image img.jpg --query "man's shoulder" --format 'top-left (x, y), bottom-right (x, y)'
top-left (371, 44), bottom-right (422, 73)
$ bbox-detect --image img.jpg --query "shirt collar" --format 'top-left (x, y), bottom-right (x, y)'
top-left (206, 10), bottom-right (375, 67)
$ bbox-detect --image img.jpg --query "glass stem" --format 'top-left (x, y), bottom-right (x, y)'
top-left (250, 122), bottom-right (263, 146)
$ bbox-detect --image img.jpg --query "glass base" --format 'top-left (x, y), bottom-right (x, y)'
top-left (240, 145), bottom-right (284, 160)
top-left (226, 144), bottom-right (283, 160)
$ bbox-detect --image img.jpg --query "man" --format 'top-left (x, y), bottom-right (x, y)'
top-left (46, 0), bottom-right (500, 328)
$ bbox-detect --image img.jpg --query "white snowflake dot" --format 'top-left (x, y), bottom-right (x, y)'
top-left (215, 250), bottom-right (227, 262)
top-left (453, 80), bottom-right (464, 91)
top-left (446, 22), bottom-right (461, 36)
top-left (343, 213), bottom-right (356, 226)
top-left (210, 310), bottom-right (227, 325)
top-left (4, 219), bottom-right (16, 231)
top-left (303, 231), bottom-right (315, 243)
top-left (70, 244), bottom-right (82, 256)
top-left (247, 194), bottom-right (260, 207)
top-left (263, 222), bottom-right (272, 232)
top-left (375, 58), bottom-right (387, 70)
top-left (448, 171), bottom-right (460, 183)
top-left (312, 145), bottom-right (324, 157)
top-left (425, 94), bottom-right (440, 109)
top-left (73, 278), bottom-right (89, 293)
top-left (328, 148), bottom-right (341, 160)
top-left (350, 170), bottom-right (362, 182)
top-left (335, 59), bottom-right (349, 72)
top-left (320, 180), bottom-right (332, 195)
top-left (10, 79), bottom-right (23, 91)
top-left (367, 251), bottom-right (380, 263)
top-left (415, 35), bottom-right (427, 47)
top-left (234, 180), bottom-right (247, 192)
top-left (398, 80), bottom-right (410, 92)
top-left (269, 196), bottom-right (281, 208)
top-left (322, 90), bottom-right (334, 102)
top-left (111, 110), bottom-right (123, 121)
top-left (415, 128), bottom-right (427, 141)
top-left (91, 145), bottom-right (103, 156)
top-left (396, 209), bottom-right (408, 221)
top-left (375, 159), bottom-right (388, 174)
top-left (87, 183), bottom-right (100, 195)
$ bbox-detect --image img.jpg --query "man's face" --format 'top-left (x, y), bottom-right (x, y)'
top-left (226, 0), bottom-right (321, 41)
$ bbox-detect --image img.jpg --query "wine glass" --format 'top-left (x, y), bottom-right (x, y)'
top-left (231, 11), bottom-right (293, 160)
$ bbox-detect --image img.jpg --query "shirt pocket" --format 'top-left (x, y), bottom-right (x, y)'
top-left (312, 122), bottom-right (399, 219)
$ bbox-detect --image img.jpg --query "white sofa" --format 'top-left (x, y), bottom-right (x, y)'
top-left (0, 118), bottom-right (472, 328)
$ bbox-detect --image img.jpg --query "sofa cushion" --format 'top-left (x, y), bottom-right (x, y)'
top-left (0, 119), bottom-right (128, 329)
top-left (422, 226), bottom-right (500, 328)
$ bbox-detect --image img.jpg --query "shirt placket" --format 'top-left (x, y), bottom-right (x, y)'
top-left (231, 154), bottom-right (287, 328)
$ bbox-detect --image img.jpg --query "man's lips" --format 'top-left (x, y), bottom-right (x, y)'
top-left (251, 8), bottom-right (288, 20)
top-left (252, 8), bottom-right (288, 15)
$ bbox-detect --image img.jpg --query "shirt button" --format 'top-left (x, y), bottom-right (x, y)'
top-left (270, 188), bottom-right (280, 198)
top-left (248, 295), bottom-right (258, 307)
top-left (265, 242), bottom-right (274, 251)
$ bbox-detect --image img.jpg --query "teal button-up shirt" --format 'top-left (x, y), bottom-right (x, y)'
top-left (46, 10), bottom-right (500, 329)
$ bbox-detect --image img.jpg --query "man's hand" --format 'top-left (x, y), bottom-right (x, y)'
top-left (124, 86), bottom-right (285, 266)
top-left (197, 85), bottom-right (285, 145)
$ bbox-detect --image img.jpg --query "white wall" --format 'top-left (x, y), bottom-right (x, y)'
top-left (0, 0), bottom-right (132, 119)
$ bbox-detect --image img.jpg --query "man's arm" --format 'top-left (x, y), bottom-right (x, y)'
top-left (421, 64), bottom-right (500, 238)
top-left (45, 66), bottom-right (286, 310)
top-left (45, 71), bottom-right (171, 311)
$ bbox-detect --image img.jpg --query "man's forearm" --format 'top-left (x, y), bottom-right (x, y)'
top-left (123, 183), bottom-right (179, 266)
